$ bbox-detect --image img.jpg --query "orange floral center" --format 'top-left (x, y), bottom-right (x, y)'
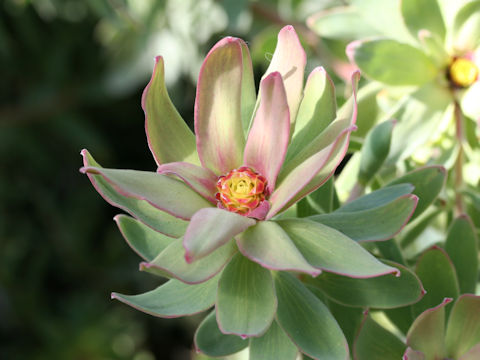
top-left (449, 57), bottom-right (478, 88)
top-left (216, 167), bottom-right (267, 215)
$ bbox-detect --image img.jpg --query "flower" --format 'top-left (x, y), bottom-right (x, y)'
top-left (80, 25), bottom-right (411, 358)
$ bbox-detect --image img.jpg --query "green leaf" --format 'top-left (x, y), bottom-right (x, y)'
top-left (348, 39), bottom-right (438, 86)
top-left (238, 39), bottom-right (257, 136)
top-left (217, 254), bottom-right (276, 337)
top-left (111, 275), bottom-right (218, 318)
top-left (80, 166), bottom-right (212, 220)
top-left (311, 194), bottom-right (417, 242)
top-left (322, 297), bottom-right (364, 348)
top-left (354, 314), bottom-right (406, 360)
top-left (183, 208), bottom-right (255, 262)
top-left (407, 298), bottom-right (451, 360)
top-left (311, 260), bottom-right (424, 308)
top-left (445, 215), bottom-right (479, 294)
top-left (399, 209), bottom-right (442, 248)
top-left (195, 310), bottom-right (249, 357)
top-left (452, 0), bottom-right (480, 52)
top-left (375, 239), bottom-right (406, 265)
top-left (387, 165), bottom-right (446, 221)
top-left (81, 149), bottom-right (188, 237)
top-left (114, 214), bottom-right (174, 261)
top-left (287, 67), bottom-right (336, 164)
top-left (358, 119), bottom-right (395, 185)
top-left (236, 221), bottom-right (320, 276)
top-left (412, 247), bottom-right (459, 318)
top-left (386, 83), bottom-right (452, 163)
top-left (351, 0), bottom-right (414, 43)
top-left (336, 183), bottom-right (414, 213)
top-left (274, 272), bottom-right (349, 360)
top-left (278, 219), bottom-right (399, 278)
top-left (401, 0), bottom-right (446, 40)
top-left (145, 238), bottom-right (236, 284)
top-left (384, 306), bottom-right (416, 336)
top-left (297, 177), bottom-right (339, 217)
top-left (445, 295), bottom-right (480, 359)
top-left (352, 82), bottom-right (383, 139)
top-left (249, 320), bottom-right (298, 360)
top-left (271, 72), bottom-right (359, 217)
top-left (142, 56), bottom-right (199, 166)
top-left (307, 6), bottom-right (381, 40)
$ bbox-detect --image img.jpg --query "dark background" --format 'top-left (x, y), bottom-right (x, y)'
top-left (0, 0), bottom-right (340, 358)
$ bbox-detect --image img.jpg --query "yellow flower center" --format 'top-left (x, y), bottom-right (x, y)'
top-left (216, 167), bottom-right (267, 215)
top-left (449, 57), bottom-right (478, 88)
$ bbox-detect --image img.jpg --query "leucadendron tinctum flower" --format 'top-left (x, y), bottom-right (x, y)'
top-left (80, 26), bottom-right (404, 359)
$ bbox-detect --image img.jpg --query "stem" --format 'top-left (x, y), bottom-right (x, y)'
top-left (453, 100), bottom-right (465, 215)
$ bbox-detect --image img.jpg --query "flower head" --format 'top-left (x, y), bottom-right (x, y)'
top-left (215, 166), bottom-right (268, 217)
top-left (449, 56), bottom-right (479, 88)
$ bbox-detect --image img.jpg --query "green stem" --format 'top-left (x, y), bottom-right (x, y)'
top-left (453, 100), bottom-right (465, 215)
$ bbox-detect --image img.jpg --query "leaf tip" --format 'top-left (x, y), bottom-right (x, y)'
top-left (139, 261), bottom-right (150, 271)
top-left (346, 40), bottom-right (362, 64)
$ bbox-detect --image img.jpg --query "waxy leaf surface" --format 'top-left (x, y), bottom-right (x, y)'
top-left (195, 310), bottom-right (248, 357)
top-left (112, 275), bottom-right (219, 318)
top-left (236, 221), bottom-right (320, 276)
top-left (412, 247), bottom-right (459, 318)
top-left (262, 25), bottom-right (305, 125)
top-left (195, 37), bottom-right (247, 175)
top-left (445, 295), bottom-right (480, 359)
top-left (312, 260), bottom-right (423, 308)
top-left (354, 314), bottom-right (406, 360)
top-left (217, 254), bottom-right (276, 337)
top-left (115, 214), bottom-right (173, 261)
top-left (249, 320), bottom-right (298, 360)
top-left (183, 207), bottom-right (255, 262)
top-left (407, 299), bottom-right (451, 360)
top-left (287, 67), bottom-right (336, 163)
top-left (312, 194), bottom-right (417, 242)
top-left (80, 166), bottom-right (211, 220)
top-left (145, 238), bottom-right (236, 284)
top-left (387, 166), bottom-right (446, 221)
top-left (445, 215), bottom-right (479, 294)
top-left (401, 0), bottom-right (446, 40)
top-left (279, 219), bottom-right (399, 278)
top-left (243, 72), bottom-right (290, 193)
top-left (348, 39), bottom-right (437, 86)
top-left (142, 56), bottom-right (199, 166)
top-left (358, 119), bottom-right (395, 185)
top-left (81, 150), bottom-right (188, 237)
top-left (274, 272), bottom-right (349, 360)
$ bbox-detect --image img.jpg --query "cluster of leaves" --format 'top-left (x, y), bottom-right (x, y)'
top-left (81, 0), bottom-right (480, 355)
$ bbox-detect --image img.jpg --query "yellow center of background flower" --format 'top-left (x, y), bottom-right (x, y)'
top-left (216, 167), bottom-right (267, 215)
top-left (449, 58), bottom-right (478, 88)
